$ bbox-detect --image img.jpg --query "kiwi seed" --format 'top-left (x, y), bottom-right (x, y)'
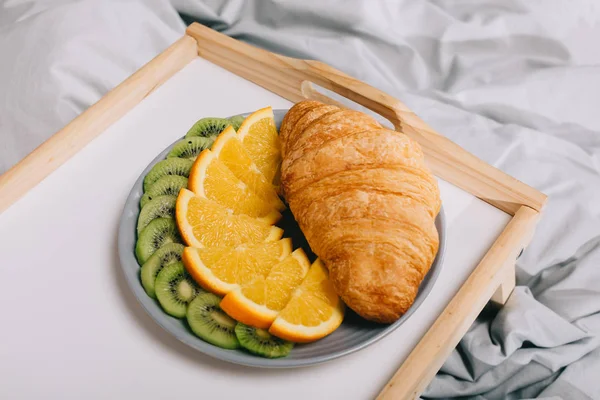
top-left (235, 323), bottom-right (294, 358)
top-left (143, 158), bottom-right (193, 193)
top-left (186, 292), bottom-right (241, 349)
top-left (140, 175), bottom-right (188, 208)
top-left (155, 262), bottom-right (202, 318)
top-left (167, 137), bottom-right (216, 160)
top-left (185, 117), bottom-right (230, 138)
top-left (135, 218), bottom-right (182, 265)
top-left (137, 195), bottom-right (177, 235)
top-left (140, 243), bottom-right (185, 298)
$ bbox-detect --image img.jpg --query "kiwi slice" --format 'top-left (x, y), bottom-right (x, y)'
top-left (155, 262), bottom-right (202, 318)
top-left (140, 243), bottom-right (185, 298)
top-left (137, 195), bottom-right (177, 235)
top-left (228, 115), bottom-right (245, 131)
top-left (186, 292), bottom-right (240, 349)
top-left (135, 218), bottom-right (182, 265)
top-left (140, 175), bottom-right (188, 208)
top-left (167, 137), bottom-right (215, 160)
top-left (235, 323), bottom-right (294, 358)
top-left (185, 117), bottom-right (230, 138)
top-left (143, 158), bottom-right (193, 192)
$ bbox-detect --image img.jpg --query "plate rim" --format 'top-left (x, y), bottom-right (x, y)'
top-left (117, 109), bottom-right (447, 368)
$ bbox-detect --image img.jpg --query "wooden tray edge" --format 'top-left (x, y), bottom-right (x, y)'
top-left (185, 23), bottom-right (547, 216)
top-left (0, 27), bottom-right (545, 399)
top-left (0, 35), bottom-right (197, 214)
top-left (377, 206), bottom-right (540, 399)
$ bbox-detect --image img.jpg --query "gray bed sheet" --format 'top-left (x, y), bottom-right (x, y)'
top-left (1, 1), bottom-right (599, 398)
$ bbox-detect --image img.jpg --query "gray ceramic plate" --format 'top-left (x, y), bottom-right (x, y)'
top-left (118, 109), bottom-right (446, 368)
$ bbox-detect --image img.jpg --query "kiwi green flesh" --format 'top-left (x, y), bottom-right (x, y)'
top-left (186, 293), bottom-right (240, 349)
top-left (137, 195), bottom-right (177, 235)
top-left (140, 175), bottom-right (188, 208)
top-left (167, 137), bottom-right (216, 160)
top-left (235, 323), bottom-right (294, 358)
top-left (135, 218), bottom-right (182, 265)
top-left (140, 193), bottom-right (150, 208)
top-left (143, 158), bottom-right (193, 192)
top-left (185, 117), bottom-right (230, 138)
top-left (213, 311), bottom-right (236, 328)
top-left (140, 243), bottom-right (184, 299)
top-left (155, 262), bottom-right (201, 319)
top-left (228, 115), bottom-right (245, 131)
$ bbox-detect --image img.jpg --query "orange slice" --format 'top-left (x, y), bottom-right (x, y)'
top-left (182, 239), bottom-right (293, 296)
top-left (236, 107), bottom-right (281, 184)
top-left (188, 149), bottom-right (277, 219)
top-left (211, 126), bottom-right (284, 211)
top-left (269, 259), bottom-right (344, 343)
top-left (220, 249), bottom-right (310, 329)
top-left (176, 188), bottom-right (282, 248)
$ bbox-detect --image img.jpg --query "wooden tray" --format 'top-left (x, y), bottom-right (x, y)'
top-left (0, 23), bottom-right (545, 399)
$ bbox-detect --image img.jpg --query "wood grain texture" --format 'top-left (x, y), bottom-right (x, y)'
top-left (377, 206), bottom-right (540, 400)
top-left (186, 22), bottom-right (547, 215)
top-left (0, 25), bottom-right (544, 398)
top-left (490, 261), bottom-right (516, 305)
top-left (0, 35), bottom-right (198, 214)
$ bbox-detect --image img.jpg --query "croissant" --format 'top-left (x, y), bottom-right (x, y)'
top-left (280, 101), bottom-right (441, 323)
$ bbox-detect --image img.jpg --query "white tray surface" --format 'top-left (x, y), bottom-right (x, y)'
top-left (0, 58), bottom-right (510, 399)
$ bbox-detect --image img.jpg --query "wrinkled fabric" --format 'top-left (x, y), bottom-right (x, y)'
top-left (0, 0), bottom-right (185, 173)
top-left (1, 0), bottom-right (600, 398)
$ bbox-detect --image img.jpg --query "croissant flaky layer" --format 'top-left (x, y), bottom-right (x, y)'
top-left (280, 100), bottom-right (441, 323)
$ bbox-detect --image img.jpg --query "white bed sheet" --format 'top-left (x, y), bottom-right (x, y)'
top-left (1, 1), bottom-right (599, 398)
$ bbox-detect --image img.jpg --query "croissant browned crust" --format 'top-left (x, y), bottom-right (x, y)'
top-left (280, 100), bottom-right (441, 323)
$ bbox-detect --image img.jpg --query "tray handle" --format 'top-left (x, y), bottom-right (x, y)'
top-left (186, 23), bottom-right (546, 216)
